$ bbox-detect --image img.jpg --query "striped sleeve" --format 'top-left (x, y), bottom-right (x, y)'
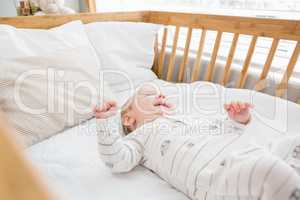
top-left (96, 113), bottom-right (143, 173)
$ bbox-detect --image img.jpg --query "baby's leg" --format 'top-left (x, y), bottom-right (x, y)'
top-left (212, 153), bottom-right (300, 200)
top-left (270, 135), bottom-right (300, 175)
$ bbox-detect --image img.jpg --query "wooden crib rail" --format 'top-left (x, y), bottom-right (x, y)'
top-left (148, 11), bottom-right (300, 99)
top-left (0, 11), bottom-right (148, 29)
top-left (0, 113), bottom-right (52, 200)
top-left (147, 11), bottom-right (300, 40)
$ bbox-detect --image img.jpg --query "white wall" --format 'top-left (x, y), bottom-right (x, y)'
top-left (0, 0), bottom-right (17, 16)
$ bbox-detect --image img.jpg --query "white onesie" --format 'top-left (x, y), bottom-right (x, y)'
top-left (97, 113), bottom-right (300, 200)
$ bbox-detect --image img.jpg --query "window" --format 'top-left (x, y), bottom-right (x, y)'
top-left (96, 0), bottom-right (300, 19)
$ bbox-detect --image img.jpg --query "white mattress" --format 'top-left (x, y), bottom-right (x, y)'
top-left (27, 80), bottom-right (300, 200)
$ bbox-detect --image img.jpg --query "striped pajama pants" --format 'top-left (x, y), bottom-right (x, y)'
top-left (195, 146), bottom-right (300, 200)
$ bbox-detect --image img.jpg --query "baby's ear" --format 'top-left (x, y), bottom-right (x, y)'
top-left (122, 114), bottom-right (134, 127)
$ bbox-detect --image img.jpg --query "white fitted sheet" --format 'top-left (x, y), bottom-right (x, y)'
top-left (27, 80), bottom-right (300, 200)
top-left (27, 117), bottom-right (188, 200)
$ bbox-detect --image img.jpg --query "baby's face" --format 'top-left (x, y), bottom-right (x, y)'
top-left (131, 94), bottom-right (164, 124)
top-left (122, 86), bottom-right (172, 131)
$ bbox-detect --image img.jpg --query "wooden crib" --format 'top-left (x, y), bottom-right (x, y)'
top-left (0, 8), bottom-right (300, 200)
top-left (1, 11), bottom-right (300, 97)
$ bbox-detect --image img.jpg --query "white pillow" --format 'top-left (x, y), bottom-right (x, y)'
top-left (85, 22), bottom-right (159, 94)
top-left (0, 21), bottom-right (114, 146)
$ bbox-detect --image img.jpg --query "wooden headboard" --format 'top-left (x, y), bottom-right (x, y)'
top-left (0, 10), bottom-right (300, 200)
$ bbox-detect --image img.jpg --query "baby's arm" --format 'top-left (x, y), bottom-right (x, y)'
top-left (94, 101), bottom-right (143, 173)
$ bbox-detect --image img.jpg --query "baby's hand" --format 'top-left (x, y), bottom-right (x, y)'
top-left (224, 102), bottom-right (253, 125)
top-left (93, 101), bottom-right (118, 119)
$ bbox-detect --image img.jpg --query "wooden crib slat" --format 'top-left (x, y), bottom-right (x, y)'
top-left (205, 31), bottom-right (223, 81)
top-left (85, 0), bottom-right (96, 13)
top-left (236, 36), bottom-right (258, 88)
top-left (153, 34), bottom-right (159, 74)
top-left (191, 29), bottom-right (207, 82)
top-left (220, 33), bottom-right (239, 86)
top-left (259, 39), bottom-right (280, 80)
top-left (255, 38), bottom-right (280, 91)
top-left (157, 27), bottom-right (168, 78)
top-left (178, 27), bottom-right (193, 82)
top-left (275, 41), bottom-right (300, 97)
top-left (166, 26), bottom-right (180, 81)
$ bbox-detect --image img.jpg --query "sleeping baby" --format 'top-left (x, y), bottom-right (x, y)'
top-left (94, 86), bottom-right (300, 200)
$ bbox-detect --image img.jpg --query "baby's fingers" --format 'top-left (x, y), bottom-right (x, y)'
top-left (98, 103), bottom-right (109, 112)
top-left (236, 102), bottom-right (242, 112)
top-left (226, 104), bottom-right (236, 116)
top-left (93, 105), bottom-right (105, 113)
top-left (107, 100), bottom-right (117, 107)
top-left (228, 108), bottom-right (235, 118)
top-left (100, 101), bottom-right (117, 112)
top-left (240, 103), bottom-right (246, 110)
top-left (245, 103), bottom-right (254, 109)
top-left (231, 102), bottom-right (239, 113)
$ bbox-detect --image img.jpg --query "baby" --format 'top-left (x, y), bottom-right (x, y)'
top-left (94, 86), bottom-right (300, 200)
